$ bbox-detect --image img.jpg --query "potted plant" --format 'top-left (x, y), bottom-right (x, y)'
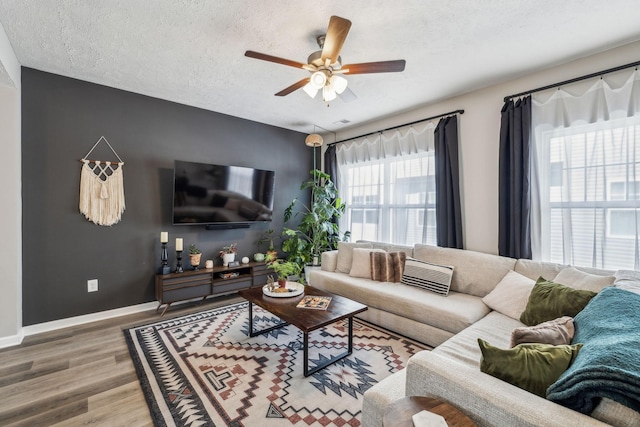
top-left (255, 228), bottom-right (279, 262)
top-left (219, 243), bottom-right (238, 267)
top-left (268, 259), bottom-right (302, 287)
top-left (189, 244), bottom-right (202, 270)
top-left (282, 169), bottom-right (350, 272)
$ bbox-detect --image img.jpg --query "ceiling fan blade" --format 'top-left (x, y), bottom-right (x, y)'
top-left (342, 60), bottom-right (406, 74)
top-left (245, 50), bottom-right (307, 69)
top-left (321, 16), bottom-right (352, 63)
top-left (338, 86), bottom-right (357, 103)
top-left (275, 77), bottom-right (311, 96)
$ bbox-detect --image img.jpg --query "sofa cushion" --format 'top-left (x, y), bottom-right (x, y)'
top-left (336, 242), bottom-right (372, 274)
top-left (482, 270), bottom-right (535, 320)
top-left (478, 339), bottom-right (583, 398)
top-left (349, 248), bottom-right (384, 279)
top-left (614, 270), bottom-right (640, 295)
top-left (554, 266), bottom-right (615, 293)
top-left (514, 259), bottom-right (566, 281)
top-left (520, 278), bottom-right (597, 326)
top-left (370, 251), bottom-right (406, 282)
top-left (311, 269), bottom-right (490, 335)
top-left (321, 250), bottom-right (338, 272)
top-left (510, 316), bottom-right (574, 347)
top-left (356, 240), bottom-right (413, 256)
top-left (413, 244), bottom-right (516, 297)
top-left (434, 311), bottom-right (521, 367)
top-left (401, 257), bottom-right (454, 296)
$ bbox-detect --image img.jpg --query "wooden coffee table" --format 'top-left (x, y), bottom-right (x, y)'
top-left (238, 284), bottom-right (367, 376)
top-left (383, 396), bottom-right (476, 427)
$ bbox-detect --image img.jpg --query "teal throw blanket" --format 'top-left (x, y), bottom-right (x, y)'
top-left (546, 286), bottom-right (640, 413)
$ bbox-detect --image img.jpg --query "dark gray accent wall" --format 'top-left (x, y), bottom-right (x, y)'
top-left (21, 68), bottom-right (312, 325)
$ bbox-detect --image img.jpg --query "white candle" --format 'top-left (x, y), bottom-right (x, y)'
top-left (160, 232), bottom-right (168, 243)
top-left (176, 238), bottom-right (183, 251)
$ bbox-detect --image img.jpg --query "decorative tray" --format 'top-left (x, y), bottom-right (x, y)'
top-left (262, 282), bottom-right (304, 298)
top-left (219, 272), bottom-right (239, 279)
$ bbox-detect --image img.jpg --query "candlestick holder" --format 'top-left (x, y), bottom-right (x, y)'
top-left (176, 250), bottom-right (184, 273)
top-left (161, 242), bottom-right (170, 274)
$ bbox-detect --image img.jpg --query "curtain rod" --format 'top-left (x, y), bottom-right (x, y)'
top-left (503, 59), bottom-right (640, 102)
top-left (327, 109), bottom-right (464, 146)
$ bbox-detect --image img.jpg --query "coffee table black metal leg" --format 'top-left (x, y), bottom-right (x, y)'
top-left (246, 301), bottom-right (288, 337)
top-left (348, 316), bottom-right (353, 351)
top-left (303, 317), bottom-right (354, 377)
top-left (248, 301), bottom-right (254, 336)
top-left (303, 331), bottom-right (309, 376)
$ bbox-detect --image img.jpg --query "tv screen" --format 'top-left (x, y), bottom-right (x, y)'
top-left (172, 160), bottom-right (275, 226)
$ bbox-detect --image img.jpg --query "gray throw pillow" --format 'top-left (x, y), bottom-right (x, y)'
top-left (510, 316), bottom-right (575, 347)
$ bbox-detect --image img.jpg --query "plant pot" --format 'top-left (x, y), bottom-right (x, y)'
top-left (189, 253), bottom-right (202, 270)
top-left (277, 278), bottom-right (287, 288)
top-left (222, 253), bottom-right (235, 267)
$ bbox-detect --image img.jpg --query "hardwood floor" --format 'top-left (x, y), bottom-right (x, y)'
top-left (0, 294), bottom-right (243, 426)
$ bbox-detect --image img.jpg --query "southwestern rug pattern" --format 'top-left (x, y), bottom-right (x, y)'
top-left (124, 302), bottom-right (428, 426)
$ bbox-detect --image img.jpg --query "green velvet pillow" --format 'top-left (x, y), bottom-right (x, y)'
top-left (519, 278), bottom-right (597, 326)
top-left (478, 339), bottom-right (583, 397)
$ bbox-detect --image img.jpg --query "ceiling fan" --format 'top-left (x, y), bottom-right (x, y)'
top-left (245, 15), bottom-right (406, 102)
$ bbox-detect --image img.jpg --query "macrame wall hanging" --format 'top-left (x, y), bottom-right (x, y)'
top-left (79, 136), bottom-right (126, 226)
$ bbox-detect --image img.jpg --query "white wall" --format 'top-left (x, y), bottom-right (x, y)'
top-left (333, 40), bottom-right (640, 254)
top-left (0, 20), bottom-right (22, 346)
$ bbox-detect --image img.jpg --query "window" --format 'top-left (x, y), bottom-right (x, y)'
top-left (340, 152), bottom-right (437, 245)
top-left (531, 69), bottom-right (640, 270)
top-left (336, 122), bottom-right (438, 246)
top-left (609, 180), bottom-right (640, 201)
top-left (535, 119), bottom-right (640, 269)
top-left (607, 209), bottom-right (639, 238)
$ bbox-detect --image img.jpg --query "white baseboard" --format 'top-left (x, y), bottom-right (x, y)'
top-left (21, 301), bottom-right (159, 338)
top-left (0, 328), bottom-right (24, 349)
top-left (0, 295), bottom-right (238, 350)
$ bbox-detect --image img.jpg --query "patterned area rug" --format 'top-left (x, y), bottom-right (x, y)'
top-left (124, 302), bottom-right (428, 427)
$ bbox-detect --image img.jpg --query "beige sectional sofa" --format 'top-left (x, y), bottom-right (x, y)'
top-left (308, 242), bottom-right (640, 427)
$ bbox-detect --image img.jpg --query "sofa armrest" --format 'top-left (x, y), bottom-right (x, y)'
top-left (321, 250), bottom-right (338, 272)
top-left (406, 351), bottom-right (609, 427)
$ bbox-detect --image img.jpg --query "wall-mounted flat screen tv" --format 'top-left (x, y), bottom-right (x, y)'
top-left (172, 160), bottom-right (275, 227)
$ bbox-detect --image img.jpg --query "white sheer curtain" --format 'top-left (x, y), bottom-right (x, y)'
top-left (531, 69), bottom-right (640, 270)
top-left (336, 122), bottom-right (437, 245)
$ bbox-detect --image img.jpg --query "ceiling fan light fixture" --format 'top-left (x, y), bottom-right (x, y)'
top-left (323, 85), bottom-right (337, 102)
top-left (246, 16), bottom-right (404, 102)
top-left (329, 74), bottom-right (348, 94)
top-left (309, 71), bottom-right (327, 90)
top-left (303, 82), bottom-right (319, 98)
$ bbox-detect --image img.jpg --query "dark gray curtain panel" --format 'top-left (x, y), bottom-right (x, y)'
top-left (324, 144), bottom-right (338, 186)
top-left (435, 115), bottom-right (463, 249)
top-left (499, 96), bottom-right (532, 259)
top-left (323, 144), bottom-right (340, 227)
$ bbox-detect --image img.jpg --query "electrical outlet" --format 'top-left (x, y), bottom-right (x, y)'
top-left (87, 279), bottom-right (98, 292)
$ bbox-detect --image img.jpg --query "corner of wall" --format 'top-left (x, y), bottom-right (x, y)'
top-left (0, 19), bottom-right (21, 87)
top-left (0, 20), bottom-right (22, 343)
top-left (0, 329), bottom-right (24, 349)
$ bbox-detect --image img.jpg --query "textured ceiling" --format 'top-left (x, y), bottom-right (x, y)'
top-left (1, 0), bottom-right (640, 134)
